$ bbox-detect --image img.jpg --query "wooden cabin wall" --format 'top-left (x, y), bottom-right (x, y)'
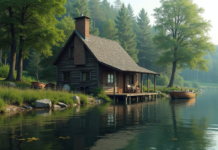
top-left (99, 64), bottom-right (119, 93)
top-left (56, 35), bottom-right (98, 93)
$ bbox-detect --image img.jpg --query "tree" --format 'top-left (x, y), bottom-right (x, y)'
top-left (101, 19), bottom-right (118, 40)
top-left (89, 0), bottom-right (105, 28)
top-left (115, 4), bottom-right (138, 62)
top-left (14, 0), bottom-right (66, 81)
top-left (137, 9), bottom-right (155, 69)
top-left (127, 4), bottom-right (135, 23)
top-left (27, 51), bottom-right (41, 76)
top-left (71, 0), bottom-right (89, 18)
top-left (114, 0), bottom-right (122, 11)
top-left (0, 1), bottom-right (18, 81)
top-left (153, 0), bottom-right (215, 87)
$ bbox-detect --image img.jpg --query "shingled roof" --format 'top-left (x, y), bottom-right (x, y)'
top-left (54, 30), bottom-right (159, 75)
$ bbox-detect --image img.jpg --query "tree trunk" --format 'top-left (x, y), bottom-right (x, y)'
top-left (16, 9), bottom-right (25, 82)
top-left (0, 50), bottom-right (2, 64)
top-left (5, 7), bottom-right (16, 81)
top-left (168, 61), bottom-right (177, 87)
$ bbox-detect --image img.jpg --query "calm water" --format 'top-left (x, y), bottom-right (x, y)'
top-left (1, 90), bottom-right (218, 150)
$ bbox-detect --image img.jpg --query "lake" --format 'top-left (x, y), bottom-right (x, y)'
top-left (0, 90), bottom-right (218, 150)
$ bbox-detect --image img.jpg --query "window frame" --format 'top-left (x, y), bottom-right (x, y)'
top-left (107, 74), bottom-right (114, 84)
top-left (69, 46), bottom-right (74, 60)
top-left (62, 72), bottom-right (71, 82)
top-left (81, 71), bottom-right (91, 82)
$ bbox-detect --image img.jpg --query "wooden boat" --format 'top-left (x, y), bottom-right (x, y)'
top-left (31, 82), bottom-right (46, 89)
top-left (169, 91), bottom-right (195, 99)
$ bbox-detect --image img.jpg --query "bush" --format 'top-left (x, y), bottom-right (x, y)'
top-left (93, 86), bottom-right (104, 97)
top-left (22, 76), bottom-right (35, 83)
top-left (0, 62), bottom-right (3, 67)
top-left (192, 82), bottom-right (200, 88)
top-left (157, 75), bottom-right (169, 86)
top-left (0, 64), bottom-right (9, 78)
top-left (0, 98), bottom-right (5, 111)
top-left (184, 81), bottom-right (192, 87)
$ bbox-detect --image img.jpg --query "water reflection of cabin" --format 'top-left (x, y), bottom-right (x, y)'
top-left (53, 15), bottom-right (159, 98)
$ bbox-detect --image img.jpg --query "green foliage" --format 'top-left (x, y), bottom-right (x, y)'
top-left (71, 0), bottom-right (90, 18)
top-left (70, 85), bottom-right (75, 91)
top-left (89, 0), bottom-right (105, 28)
top-left (0, 62), bottom-right (3, 67)
top-left (193, 82), bottom-right (200, 89)
top-left (93, 86), bottom-right (112, 102)
top-left (56, 15), bottom-right (75, 40)
top-left (144, 79), bottom-right (153, 86)
top-left (0, 64), bottom-right (9, 78)
top-left (153, 0), bottom-right (215, 87)
top-left (77, 94), bottom-right (89, 104)
top-left (93, 86), bottom-right (104, 97)
top-left (174, 74), bottom-right (184, 87)
top-left (115, 4), bottom-right (138, 62)
top-left (184, 81), bottom-right (192, 87)
top-left (159, 93), bottom-right (166, 97)
top-left (27, 51), bottom-right (41, 76)
top-left (39, 66), bottom-right (56, 82)
top-left (22, 76), bottom-right (35, 83)
top-left (137, 9), bottom-right (155, 68)
top-left (101, 19), bottom-right (118, 40)
top-left (157, 75), bottom-right (169, 86)
top-left (0, 98), bottom-right (5, 112)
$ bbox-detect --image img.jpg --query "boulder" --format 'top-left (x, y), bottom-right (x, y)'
top-left (35, 99), bottom-right (52, 108)
top-left (157, 91), bottom-right (161, 94)
top-left (73, 96), bottom-right (80, 104)
top-left (6, 82), bottom-right (16, 87)
top-left (57, 102), bottom-right (68, 108)
top-left (176, 86), bottom-right (180, 89)
top-left (22, 105), bottom-right (28, 109)
top-left (63, 84), bottom-right (70, 91)
top-left (53, 105), bottom-right (61, 109)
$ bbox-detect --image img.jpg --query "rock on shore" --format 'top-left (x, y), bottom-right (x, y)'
top-left (35, 99), bottom-right (52, 108)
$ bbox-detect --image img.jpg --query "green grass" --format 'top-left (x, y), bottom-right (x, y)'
top-left (144, 85), bottom-right (198, 94)
top-left (0, 85), bottom-right (92, 106)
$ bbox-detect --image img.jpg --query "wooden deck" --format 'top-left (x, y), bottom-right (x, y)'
top-left (107, 92), bottom-right (158, 97)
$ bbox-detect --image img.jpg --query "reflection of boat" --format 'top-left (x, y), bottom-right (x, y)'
top-left (169, 91), bottom-right (195, 99)
top-left (170, 98), bottom-right (196, 107)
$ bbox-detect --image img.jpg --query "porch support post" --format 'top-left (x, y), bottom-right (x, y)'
top-left (141, 73), bottom-right (143, 93)
top-left (114, 70), bottom-right (116, 98)
top-left (154, 74), bottom-right (156, 93)
top-left (147, 74), bottom-right (149, 93)
top-left (97, 63), bottom-right (99, 87)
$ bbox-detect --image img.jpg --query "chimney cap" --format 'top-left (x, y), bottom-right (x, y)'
top-left (74, 15), bottom-right (91, 20)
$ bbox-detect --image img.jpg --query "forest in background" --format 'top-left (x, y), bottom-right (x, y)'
top-left (0, 0), bottom-right (215, 88)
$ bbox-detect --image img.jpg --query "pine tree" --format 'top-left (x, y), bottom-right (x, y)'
top-left (137, 9), bottom-right (155, 68)
top-left (114, 0), bottom-right (122, 11)
top-left (101, 0), bottom-right (116, 21)
top-left (127, 4), bottom-right (135, 23)
top-left (89, 0), bottom-right (105, 28)
top-left (71, 0), bottom-right (89, 18)
top-left (115, 4), bottom-right (138, 62)
top-left (101, 19), bottom-right (118, 40)
top-left (27, 51), bottom-right (41, 76)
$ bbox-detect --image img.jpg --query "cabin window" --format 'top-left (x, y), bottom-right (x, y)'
top-left (82, 72), bottom-right (90, 82)
top-left (63, 72), bottom-right (70, 82)
top-left (130, 74), bottom-right (134, 84)
top-left (69, 47), bottom-right (74, 59)
top-left (107, 74), bottom-right (114, 84)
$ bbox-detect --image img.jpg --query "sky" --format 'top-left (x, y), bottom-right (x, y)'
top-left (108, 0), bottom-right (218, 45)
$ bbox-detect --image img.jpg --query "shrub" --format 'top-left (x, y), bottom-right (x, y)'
top-left (0, 62), bottom-right (3, 67)
top-left (184, 81), bottom-right (192, 87)
top-left (93, 86), bottom-right (104, 97)
top-left (98, 93), bottom-right (111, 102)
top-left (0, 64), bottom-right (9, 78)
top-left (0, 98), bottom-right (5, 111)
top-left (157, 75), bottom-right (169, 86)
top-left (69, 85), bottom-right (75, 91)
top-left (192, 82), bottom-right (200, 88)
top-left (22, 76), bottom-right (35, 83)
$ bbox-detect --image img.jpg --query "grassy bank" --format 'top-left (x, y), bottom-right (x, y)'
top-left (0, 85), bottom-right (112, 112)
top-left (143, 85), bottom-right (198, 93)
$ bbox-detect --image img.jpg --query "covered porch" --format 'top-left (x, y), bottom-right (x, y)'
top-left (98, 64), bottom-right (158, 101)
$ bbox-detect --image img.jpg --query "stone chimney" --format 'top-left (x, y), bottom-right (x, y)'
top-left (74, 14), bottom-right (91, 38)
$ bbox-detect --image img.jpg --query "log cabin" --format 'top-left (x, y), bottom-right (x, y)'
top-left (53, 15), bottom-right (159, 97)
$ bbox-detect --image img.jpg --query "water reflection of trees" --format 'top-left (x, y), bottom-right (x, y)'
top-left (0, 99), bottom-right (215, 150)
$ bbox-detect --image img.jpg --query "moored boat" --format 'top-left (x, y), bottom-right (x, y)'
top-left (169, 91), bottom-right (195, 99)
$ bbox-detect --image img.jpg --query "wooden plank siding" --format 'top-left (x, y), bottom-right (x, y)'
top-left (56, 35), bottom-right (98, 93)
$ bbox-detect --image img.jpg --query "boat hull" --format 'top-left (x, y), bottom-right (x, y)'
top-left (169, 91), bottom-right (195, 99)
